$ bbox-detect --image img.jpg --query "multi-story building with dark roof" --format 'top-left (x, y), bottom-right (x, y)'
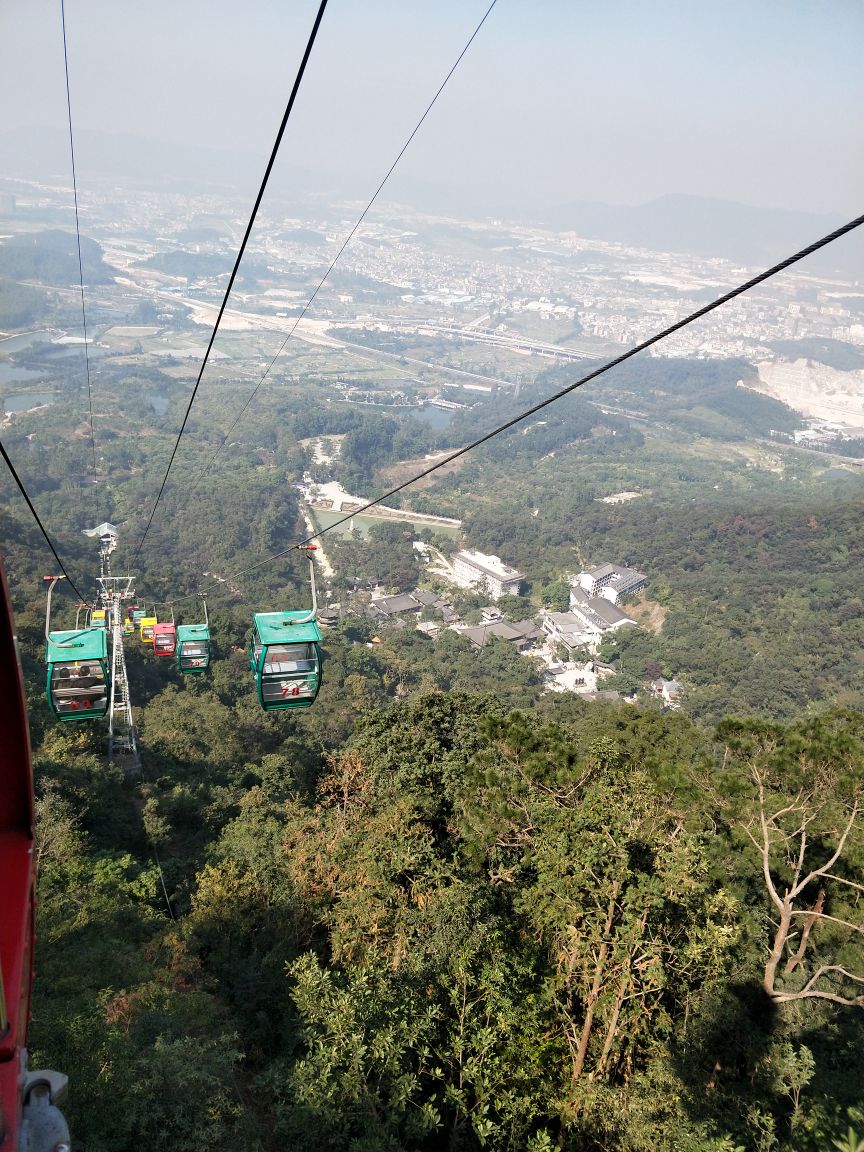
top-left (576, 563), bottom-right (646, 604)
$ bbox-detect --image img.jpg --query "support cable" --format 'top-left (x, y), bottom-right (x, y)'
top-left (0, 438), bottom-right (86, 600)
top-left (61, 0), bottom-right (98, 482)
top-left (188, 0), bottom-right (498, 494)
top-left (131, 0), bottom-right (330, 567)
top-left (165, 209), bottom-right (864, 605)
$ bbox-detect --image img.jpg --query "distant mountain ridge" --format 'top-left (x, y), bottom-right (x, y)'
top-left (541, 193), bottom-right (864, 278)
top-left (2, 128), bottom-right (861, 278)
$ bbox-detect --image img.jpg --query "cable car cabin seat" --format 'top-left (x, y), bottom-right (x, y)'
top-left (152, 622), bottom-right (177, 658)
top-left (249, 612), bottom-right (322, 711)
top-left (176, 623), bottom-right (211, 674)
top-left (45, 628), bottom-right (109, 721)
top-left (139, 615), bottom-right (157, 645)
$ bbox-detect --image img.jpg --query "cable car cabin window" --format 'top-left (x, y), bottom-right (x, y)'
top-left (260, 676), bottom-right (317, 705)
top-left (179, 640), bottom-right (208, 671)
top-left (262, 642), bottom-right (317, 674)
top-left (258, 643), bottom-right (320, 706)
top-left (176, 624), bottom-right (210, 673)
top-left (153, 624), bottom-right (177, 657)
top-left (50, 663), bottom-right (107, 716)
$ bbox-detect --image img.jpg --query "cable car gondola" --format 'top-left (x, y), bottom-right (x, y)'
top-left (176, 599), bottom-right (210, 674)
top-left (153, 620), bottom-right (177, 658)
top-left (249, 546), bottom-right (322, 710)
top-left (46, 629), bottom-right (110, 721)
top-left (249, 612), bottom-right (322, 709)
top-left (139, 615), bottom-right (157, 645)
top-left (43, 577), bottom-right (110, 721)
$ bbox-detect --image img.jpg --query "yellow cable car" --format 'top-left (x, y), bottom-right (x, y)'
top-left (139, 615), bottom-right (157, 645)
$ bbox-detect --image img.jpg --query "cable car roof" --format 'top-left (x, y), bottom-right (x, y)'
top-left (46, 628), bottom-right (108, 662)
top-left (253, 611), bottom-right (322, 645)
top-left (177, 624), bottom-right (209, 641)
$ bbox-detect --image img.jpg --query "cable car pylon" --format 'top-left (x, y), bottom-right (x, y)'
top-left (91, 525), bottom-right (140, 769)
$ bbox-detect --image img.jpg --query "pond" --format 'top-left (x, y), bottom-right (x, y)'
top-left (4, 391), bottom-right (55, 414)
top-left (308, 507), bottom-right (459, 540)
top-left (410, 404), bottom-right (455, 430)
top-left (0, 362), bottom-right (47, 386)
top-left (0, 330), bottom-right (52, 354)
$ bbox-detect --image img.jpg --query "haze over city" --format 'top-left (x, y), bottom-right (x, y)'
top-left (3, 0), bottom-right (863, 224)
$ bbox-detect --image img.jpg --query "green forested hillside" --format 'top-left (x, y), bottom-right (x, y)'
top-left (0, 229), bottom-right (114, 286)
top-left (27, 687), bottom-right (864, 1151)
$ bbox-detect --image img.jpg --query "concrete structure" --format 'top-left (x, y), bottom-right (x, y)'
top-left (450, 550), bottom-right (525, 601)
top-left (576, 563), bottom-right (646, 604)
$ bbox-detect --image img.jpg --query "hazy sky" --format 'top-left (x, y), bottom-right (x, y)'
top-left (3, 0), bottom-right (863, 217)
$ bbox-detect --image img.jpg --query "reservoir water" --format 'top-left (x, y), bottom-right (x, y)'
top-left (4, 391), bottom-right (55, 413)
top-left (410, 405), bottom-right (455, 430)
top-left (0, 330), bottom-right (52, 354)
top-left (309, 507), bottom-right (459, 540)
top-left (0, 363), bottom-right (46, 386)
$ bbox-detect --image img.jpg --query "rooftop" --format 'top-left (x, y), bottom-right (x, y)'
top-left (583, 562), bottom-right (646, 584)
top-left (176, 624), bottom-right (210, 641)
top-left (47, 627), bottom-right (108, 662)
top-left (460, 620), bottom-right (532, 648)
top-left (253, 611), bottom-right (322, 645)
top-left (371, 593), bottom-right (422, 616)
top-left (570, 587), bottom-right (634, 627)
top-left (452, 549), bottom-right (525, 582)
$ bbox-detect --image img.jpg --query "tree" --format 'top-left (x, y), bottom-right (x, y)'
top-left (744, 758), bottom-right (864, 1008)
top-left (458, 718), bottom-right (741, 1106)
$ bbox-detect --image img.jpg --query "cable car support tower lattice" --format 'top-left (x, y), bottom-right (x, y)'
top-left (93, 526), bottom-right (140, 769)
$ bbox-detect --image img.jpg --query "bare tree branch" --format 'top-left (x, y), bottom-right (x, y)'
top-left (784, 889), bottom-right (823, 975)
top-left (788, 910), bottom-right (864, 934)
top-left (821, 872), bottom-right (864, 895)
top-left (790, 793), bottom-right (860, 900)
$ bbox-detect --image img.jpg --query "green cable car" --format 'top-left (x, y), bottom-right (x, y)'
top-left (173, 598), bottom-right (210, 674)
top-left (43, 576), bottom-right (110, 721)
top-left (177, 624), bottom-right (211, 674)
top-left (248, 545), bottom-right (322, 711)
top-left (249, 611), bottom-right (322, 710)
top-left (45, 627), bottom-right (109, 721)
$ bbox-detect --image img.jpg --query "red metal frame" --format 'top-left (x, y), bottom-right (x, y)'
top-left (0, 552), bottom-right (36, 1150)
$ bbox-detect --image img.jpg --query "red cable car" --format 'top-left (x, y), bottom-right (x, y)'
top-left (0, 553), bottom-right (69, 1148)
top-left (153, 621), bottom-right (177, 658)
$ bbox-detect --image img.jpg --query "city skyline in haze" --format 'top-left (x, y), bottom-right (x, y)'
top-left (2, 0), bottom-right (863, 223)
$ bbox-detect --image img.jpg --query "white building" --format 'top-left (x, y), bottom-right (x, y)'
top-left (449, 550), bottom-right (525, 601)
top-left (576, 563), bottom-right (646, 604)
top-left (542, 591), bottom-right (636, 654)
